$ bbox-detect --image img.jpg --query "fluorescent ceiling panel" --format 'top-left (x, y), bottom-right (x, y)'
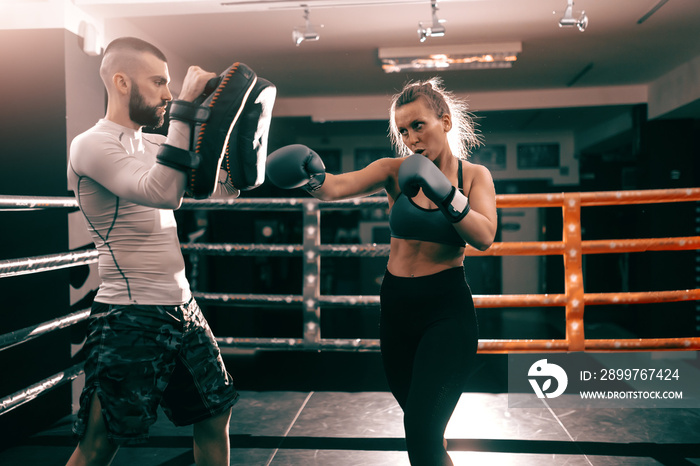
top-left (379, 42), bottom-right (522, 73)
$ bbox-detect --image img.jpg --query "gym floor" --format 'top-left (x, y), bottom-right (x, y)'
top-left (1, 389), bottom-right (699, 465)
top-left (1, 351), bottom-right (699, 465)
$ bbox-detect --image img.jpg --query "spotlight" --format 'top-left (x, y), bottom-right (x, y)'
top-left (558, 0), bottom-right (588, 32)
top-left (417, 0), bottom-right (446, 42)
top-left (293, 7), bottom-right (320, 46)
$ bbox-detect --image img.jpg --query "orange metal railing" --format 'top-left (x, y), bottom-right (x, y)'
top-left (468, 188), bottom-right (700, 353)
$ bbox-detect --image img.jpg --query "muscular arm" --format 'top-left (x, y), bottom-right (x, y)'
top-left (454, 164), bottom-right (497, 250)
top-left (313, 158), bottom-right (401, 201)
top-left (71, 122), bottom-right (191, 210)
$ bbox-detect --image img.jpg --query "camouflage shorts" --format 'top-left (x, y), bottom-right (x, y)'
top-left (73, 298), bottom-right (238, 445)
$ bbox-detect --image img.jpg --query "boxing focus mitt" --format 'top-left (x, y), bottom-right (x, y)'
top-left (157, 62), bottom-right (276, 198)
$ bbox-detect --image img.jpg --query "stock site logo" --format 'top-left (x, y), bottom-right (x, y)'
top-left (528, 359), bottom-right (568, 398)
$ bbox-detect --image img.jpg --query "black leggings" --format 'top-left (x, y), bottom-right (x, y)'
top-left (380, 267), bottom-right (479, 466)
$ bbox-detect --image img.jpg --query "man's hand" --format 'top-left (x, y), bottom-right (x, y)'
top-left (178, 66), bottom-right (217, 102)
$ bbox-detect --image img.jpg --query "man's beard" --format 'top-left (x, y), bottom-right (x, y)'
top-left (129, 83), bottom-right (165, 129)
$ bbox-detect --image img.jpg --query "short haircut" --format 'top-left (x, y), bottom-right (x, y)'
top-left (103, 37), bottom-right (167, 63)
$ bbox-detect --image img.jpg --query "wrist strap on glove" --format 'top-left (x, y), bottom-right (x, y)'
top-left (443, 187), bottom-right (471, 223)
top-left (303, 173), bottom-right (326, 192)
top-left (157, 101), bottom-right (209, 173)
top-left (156, 144), bottom-right (201, 172)
top-left (169, 100), bottom-right (211, 123)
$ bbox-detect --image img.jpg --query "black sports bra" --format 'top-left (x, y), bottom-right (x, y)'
top-left (389, 161), bottom-right (467, 248)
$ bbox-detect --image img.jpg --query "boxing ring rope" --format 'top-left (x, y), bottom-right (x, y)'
top-left (0, 364), bottom-right (84, 415)
top-left (1, 188), bottom-right (699, 414)
top-left (0, 250), bottom-right (98, 279)
top-left (0, 310), bottom-right (91, 353)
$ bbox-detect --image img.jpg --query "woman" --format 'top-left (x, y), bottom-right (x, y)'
top-left (266, 78), bottom-right (498, 465)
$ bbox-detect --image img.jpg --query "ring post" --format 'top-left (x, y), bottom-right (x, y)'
top-left (302, 200), bottom-right (321, 348)
top-left (563, 193), bottom-right (585, 351)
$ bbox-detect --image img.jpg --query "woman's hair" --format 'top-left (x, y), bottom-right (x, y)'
top-left (388, 77), bottom-right (481, 159)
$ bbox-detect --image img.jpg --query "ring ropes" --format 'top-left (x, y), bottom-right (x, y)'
top-left (1, 187), bottom-right (699, 414)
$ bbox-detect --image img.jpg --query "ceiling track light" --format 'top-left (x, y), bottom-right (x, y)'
top-left (557, 0), bottom-right (588, 32)
top-left (293, 7), bottom-right (321, 46)
top-left (418, 0), bottom-right (446, 43)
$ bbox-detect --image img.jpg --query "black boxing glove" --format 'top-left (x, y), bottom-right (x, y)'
top-left (398, 153), bottom-right (470, 223)
top-left (266, 144), bottom-right (326, 192)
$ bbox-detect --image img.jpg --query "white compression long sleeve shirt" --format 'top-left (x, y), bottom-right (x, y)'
top-left (68, 118), bottom-right (238, 305)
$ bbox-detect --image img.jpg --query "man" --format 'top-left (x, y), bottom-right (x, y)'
top-left (66, 37), bottom-right (239, 465)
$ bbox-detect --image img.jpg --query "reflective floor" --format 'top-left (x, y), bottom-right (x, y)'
top-left (1, 390), bottom-right (699, 466)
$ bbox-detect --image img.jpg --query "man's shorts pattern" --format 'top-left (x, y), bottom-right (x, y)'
top-left (73, 299), bottom-right (238, 444)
